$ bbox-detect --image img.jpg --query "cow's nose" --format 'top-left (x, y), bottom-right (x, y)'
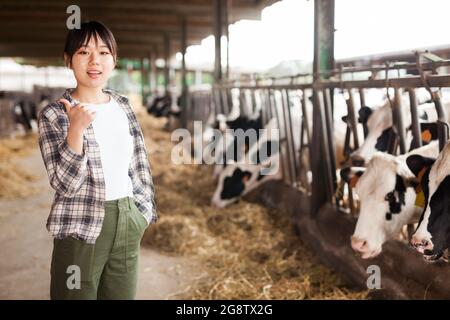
top-left (351, 236), bottom-right (367, 252)
top-left (411, 236), bottom-right (431, 250)
top-left (351, 156), bottom-right (365, 167)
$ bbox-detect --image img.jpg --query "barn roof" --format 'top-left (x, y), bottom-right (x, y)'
top-left (0, 0), bottom-right (279, 65)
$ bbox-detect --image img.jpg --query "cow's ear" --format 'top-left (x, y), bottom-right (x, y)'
top-left (406, 155), bottom-right (436, 177)
top-left (341, 115), bottom-right (349, 124)
top-left (232, 167), bottom-right (243, 178)
top-left (419, 122), bottom-right (438, 143)
top-left (242, 170), bottom-right (252, 182)
top-left (358, 106), bottom-right (373, 124)
top-left (340, 167), bottom-right (366, 188)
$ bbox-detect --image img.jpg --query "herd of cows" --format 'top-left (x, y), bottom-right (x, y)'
top-left (148, 87), bottom-right (450, 263)
top-left (0, 86), bottom-right (63, 137)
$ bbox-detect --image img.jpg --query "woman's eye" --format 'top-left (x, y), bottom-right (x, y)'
top-left (78, 51), bottom-right (88, 55)
top-left (101, 51), bottom-right (110, 55)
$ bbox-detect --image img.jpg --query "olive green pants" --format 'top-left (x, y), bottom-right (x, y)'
top-left (50, 196), bottom-right (148, 300)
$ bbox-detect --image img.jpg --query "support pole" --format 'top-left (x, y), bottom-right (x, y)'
top-left (213, 0), bottom-right (223, 83)
top-left (311, 0), bottom-right (335, 214)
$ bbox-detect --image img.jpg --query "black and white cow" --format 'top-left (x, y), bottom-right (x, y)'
top-left (147, 92), bottom-right (182, 118)
top-left (406, 141), bottom-right (450, 261)
top-left (341, 141), bottom-right (439, 259)
top-left (346, 96), bottom-right (445, 166)
top-left (211, 117), bottom-right (282, 208)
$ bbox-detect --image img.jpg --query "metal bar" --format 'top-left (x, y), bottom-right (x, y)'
top-left (301, 90), bottom-right (311, 146)
top-left (213, 74), bottom-right (450, 90)
top-left (224, 0), bottom-right (230, 80)
top-left (358, 88), bottom-right (366, 108)
top-left (163, 33), bottom-right (170, 95)
top-left (323, 88), bottom-right (338, 202)
top-left (346, 88), bottom-right (360, 149)
top-left (180, 17), bottom-right (188, 110)
top-left (273, 90), bottom-right (289, 183)
top-left (407, 88), bottom-right (422, 149)
top-left (313, 89), bottom-right (336, 205)
top-left (249, 60), bottom-right (450, 83)
top-left (393, 88), bottom-right (407, 154)
top-left (311, 0), bottom-right (335, 213)
top-left (283, 89), bottom-right (298, 186)
top-left (213, 0), bottom-right (223, 83)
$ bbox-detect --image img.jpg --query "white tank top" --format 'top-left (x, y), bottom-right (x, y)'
top-left (85, 97), bottom-right (134, 200)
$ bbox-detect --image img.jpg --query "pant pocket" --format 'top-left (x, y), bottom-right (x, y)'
top-left (126, 204), bottom-right (146, 271)
top-left (130, 201), bottom-right (148, 235)
top-left (52, 236), bottom-right (95, 283)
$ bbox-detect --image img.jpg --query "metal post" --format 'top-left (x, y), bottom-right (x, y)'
top-left (149, 49), bottom-right (157, 95)
top-left (140, 57), bottom-right (146, 106)
top-left (408, 88), bottom-right (422, 149)
top-left (213, 0), bottom-right (223, 83)
top-left (393, 88), bottom-right (407, 154)
top-left (346, 88), bottom-right (360, 149)
top-left (164, 33), bottom-right (170, 95)
top-left (224, 0), bottom-right (230, 80)
top-left (311, 0), bottom-right (335, 213)
top-left (282, 89), bottom-right (298, 186)
top-left (181, 17), bottom-right (188, 110)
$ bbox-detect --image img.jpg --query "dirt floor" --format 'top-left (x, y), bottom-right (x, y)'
top-left (0, 143), bottom-right (200, 299)
top-left (0, 98), bottom-right (367, 300)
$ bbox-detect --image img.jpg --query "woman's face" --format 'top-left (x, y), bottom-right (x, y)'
top-left (67, 34), bottom-right (116, 89)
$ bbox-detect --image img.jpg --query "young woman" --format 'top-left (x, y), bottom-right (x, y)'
top-left (37, 21), bottom-right (158, 300)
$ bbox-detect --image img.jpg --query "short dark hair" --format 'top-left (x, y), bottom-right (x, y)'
top-left (63, 21), bottom-right (117, 67)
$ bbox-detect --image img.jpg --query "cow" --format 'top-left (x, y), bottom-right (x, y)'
top-left (341, 141), bottom-right (440, 259)
top-left (211, 111), bottom-right (265, 179)
top-left (210, 117), bottom-right (282, 208)
top-left (406, 141), bottom-right (450, 262)
top-left (346, 96), bottom-right (445, 166)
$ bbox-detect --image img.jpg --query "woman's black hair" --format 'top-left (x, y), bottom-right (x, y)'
top-left (63, 21), bottom-right (117, 67)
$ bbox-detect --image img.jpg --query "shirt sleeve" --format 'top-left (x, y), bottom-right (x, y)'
top-left (37, 109), bottom-right (88, 198)
top-left (128, 110), bottom-right (158, 224)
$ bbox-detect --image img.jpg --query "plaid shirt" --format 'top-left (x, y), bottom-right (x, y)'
top-left (37, 88), bottom-right (158, 244)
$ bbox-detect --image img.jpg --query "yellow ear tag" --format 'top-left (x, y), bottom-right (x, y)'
top-left (415, 191), bottom-right (425, 208)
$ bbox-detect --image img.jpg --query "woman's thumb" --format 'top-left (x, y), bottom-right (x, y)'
top-left (58, 99), bottom-right (72, 113)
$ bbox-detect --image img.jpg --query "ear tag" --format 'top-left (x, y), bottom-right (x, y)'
top-left (415, 191), bottom-right (426, 209)
top-left (421, 129), bottom-right (432, 143)
top-left (349, 175), bottom-right (359, 188)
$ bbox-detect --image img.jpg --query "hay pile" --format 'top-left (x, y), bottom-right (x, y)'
top-left (136, 112), bottom-right (368, 300)
top-left (0, 133), bottom-right (40, 199)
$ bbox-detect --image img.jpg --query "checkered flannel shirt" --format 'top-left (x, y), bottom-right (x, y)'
top-left (37, 88), bottom-right (158, 243)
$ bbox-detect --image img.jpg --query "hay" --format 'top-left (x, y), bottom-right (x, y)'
top-left (0, 133), bottom-right (37, 159)
top-left (0, 133), bottom-right (40, 199)
top-left (136, 111), bottom-right (368, 300)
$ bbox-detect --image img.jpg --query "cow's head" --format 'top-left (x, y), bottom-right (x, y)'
top-left (342, 152), bottom-right (419, 259)
top-left (406, 153), bottom-right (450, 261)
top-left (211, 160), bottom-right (282, 208)
top-left (349, 102), bottom-right (393, 166)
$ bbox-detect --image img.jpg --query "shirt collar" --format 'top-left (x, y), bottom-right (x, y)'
top-left (61, 88), bottom-right (121, 106)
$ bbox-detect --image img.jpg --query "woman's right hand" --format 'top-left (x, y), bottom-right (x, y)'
top-left (58, 98), bottom-right (96, 132)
